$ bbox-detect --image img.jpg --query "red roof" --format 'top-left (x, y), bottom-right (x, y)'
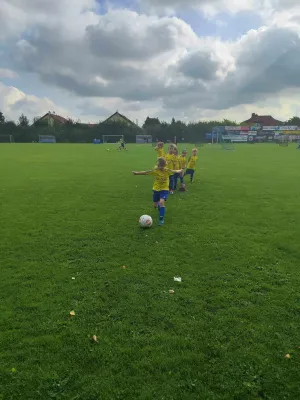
top-left (242, 113), bottom-right (283, 126)
top-left (36, 112), bottom-right (69, 124)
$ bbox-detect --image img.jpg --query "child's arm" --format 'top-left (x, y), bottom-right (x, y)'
top-left (132, 170), bottom-right (152, 175)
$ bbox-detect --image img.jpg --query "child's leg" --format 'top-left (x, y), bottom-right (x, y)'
top-left (158, 191), bottom-right (168, 224)
top-left (153, 191), bottom-right (160, 210)
top-left (159, 199), bottom-right (165, 220)
top-left (180, 171), bottom-right (184, 184)
top-left (174, 173), bottom-right (178, 190)
top-left (169, 176), bottom-right (174, 193)
top-left (190, 170), bottom-right (195, 182)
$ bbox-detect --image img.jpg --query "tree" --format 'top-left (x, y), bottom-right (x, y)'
top-left (285, 116), bottom-right (300, 126)
top-left (0, 111), bottom-right (5, 124)
top-left (222, 119), bottom-right (238, 126)
top-left (18, 114), bottom-right (29, 127)
top-left (143, 117), bottom-right (161, 141)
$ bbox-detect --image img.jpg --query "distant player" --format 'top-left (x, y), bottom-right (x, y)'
top-left (185, 148), bottom-right (198, 183)
top-left (118, 138), bottom-right (127, 151)
top-left (178, 149), bottom-right (187, 189)
top-left (132, 157), bottom-right (183, 226)
top-left (154, 141), bottom-right (165, 158)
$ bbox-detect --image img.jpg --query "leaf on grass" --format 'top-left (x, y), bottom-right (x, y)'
top-left (285, 354), bottom-right (291, 359)
top-left (70, 311), bottom-right (76, 316)
top-left (169, 290), bottom-right (175, 294)
top-left (122, 266), bottom-right (126, 269)
top-left (91, 335), bottom-right (98, 343)
top-left (174, 277), bottom-right (182, 282)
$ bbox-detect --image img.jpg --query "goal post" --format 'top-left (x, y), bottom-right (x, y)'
top-left (220, 135), bottom-right (235, 150)
top-left (102, 135), bottom-right (124, 143)
top-left (136, 135), bottom-right (152, 144)
top-left (0, 135), bottom-right (15, 143)
top-left (39, 135), bottom-right (56, 143)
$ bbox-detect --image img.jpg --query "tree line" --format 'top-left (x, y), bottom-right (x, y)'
top-left (1, 111), bottom-right (300, 143)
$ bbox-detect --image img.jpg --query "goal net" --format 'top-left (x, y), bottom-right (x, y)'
top-left (0, 135), bottom-right (15, 143)
top-left (136, 135), bottom-right (152, 144)
top-left (102, 135), bottom-right (124, 143)
top-left (39, 135), bottom-right (56, 143)
top-left (220, 135), bottom-right (235, 150)
top-left (278, 136), bottom-right (288, 147)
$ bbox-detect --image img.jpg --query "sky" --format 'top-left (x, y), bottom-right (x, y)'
top-left (1, 0), bottom-right (300, 124)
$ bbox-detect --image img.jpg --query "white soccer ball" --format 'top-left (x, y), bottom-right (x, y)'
top-left (139, 215), bottom-right (153, 228)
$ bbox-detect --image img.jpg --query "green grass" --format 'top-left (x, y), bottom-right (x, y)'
top-left (1, 143), bottom-right (300, 399)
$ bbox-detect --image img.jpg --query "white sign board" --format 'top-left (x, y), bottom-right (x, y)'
top-left (225, 126), bottom-right (241, 131)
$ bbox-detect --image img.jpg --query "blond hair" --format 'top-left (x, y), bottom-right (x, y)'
top-left (168, 143), bottom-right (177, 151)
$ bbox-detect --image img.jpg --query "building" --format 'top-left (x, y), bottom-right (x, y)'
top-left (102, 111), bottom-right (141, 129)
top-left (34, 112), bottom-right (69, 126)
top-left (241, 113), bottom-right (283, 126)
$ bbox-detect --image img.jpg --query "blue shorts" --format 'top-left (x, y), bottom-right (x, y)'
top-left (153, 190), bottom-right (169, 203)
top-left (185, 168), bottom-right (195, 175)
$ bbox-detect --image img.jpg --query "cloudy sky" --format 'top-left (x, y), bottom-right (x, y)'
top-left (1, 0), bottom-right (300, 124)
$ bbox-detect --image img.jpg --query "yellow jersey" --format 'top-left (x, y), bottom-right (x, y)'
top-left (187, 155), bottom-right (198, 170)
top-left (178, 155), bottom-right (187, 169)
top-left (155, 147), bottom-right (165, 158)
top-left (164, 153), bottom-right (174, 170)
top-left (147, 168), bottom-right (173, 191)
top-left (173, 155), bottom-right (180, 170)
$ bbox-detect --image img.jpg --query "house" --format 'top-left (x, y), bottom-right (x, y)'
top-left (102, 111), bottom-right (141, 129)
top-left (34, 112), bottom-right (69, 126)
top-left (241, 113), bottom-right (283, 126)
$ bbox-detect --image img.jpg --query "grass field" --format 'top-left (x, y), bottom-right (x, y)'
top-left (1, 143), bottom-right (300, 400)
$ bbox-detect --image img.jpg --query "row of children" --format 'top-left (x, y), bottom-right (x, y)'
top-left (155, 142), bottom-right (198, 192)
top-left (132, 142), bottom-right (198, 225)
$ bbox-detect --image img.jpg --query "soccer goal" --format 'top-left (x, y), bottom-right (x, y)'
top-left (102, 135), bottom-right (124, 143)
top-left (136, 135), bottom-right (152, 144)
top-left (39, 135), bottom-right (56, 143)
top-left (220, 136), bottom-right (235, 150)
top-left (0, 135), bottom-right (15, 143)
top-left (278, 136), bottom-right (288, 147)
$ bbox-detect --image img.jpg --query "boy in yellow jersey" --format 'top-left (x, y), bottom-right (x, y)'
top-left (185, 148), bottom-right (198, 183)
top-left (154, 142), bottom-right (165, 158)
top-left (164, 143), bottom-right (177, 194)
top-left (178, 149), bottom-right (187, 189)
top-left (132, 157), bottom-right (183, 225)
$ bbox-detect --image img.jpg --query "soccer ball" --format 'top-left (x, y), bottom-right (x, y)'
top-left (139, 215), bottom-right (153, 228)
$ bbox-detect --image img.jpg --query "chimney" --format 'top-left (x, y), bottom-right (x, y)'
top-left (251, 113), bottom-right (257, 118)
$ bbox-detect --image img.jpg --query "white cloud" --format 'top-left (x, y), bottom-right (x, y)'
top-left (140, 0), bottom-right (262, 16)
top-left (0, 0), bottom-right (98, 40)
top-left (1, 0), bottom-right (300, 123)
top-left (140, 0), bottom-right (300, 16)
top-left (0, 82), bottom-right (69, 122)
top-left (0, 69), bottom-right (18, 79)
